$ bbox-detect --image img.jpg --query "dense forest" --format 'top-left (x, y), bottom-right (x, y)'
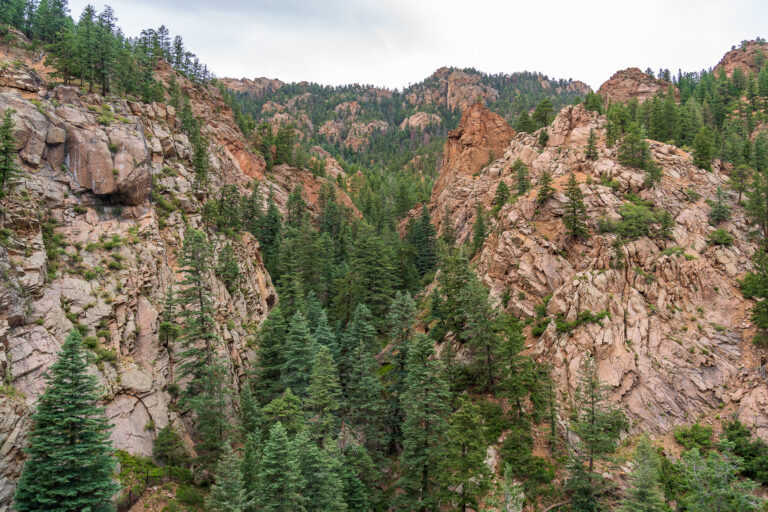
top-left (6, 1), bottom-right (768, 512)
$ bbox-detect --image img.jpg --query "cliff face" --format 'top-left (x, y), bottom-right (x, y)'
top-left (598, 67), bottom-right (678, 104)
top-left (0, 60), bottom-right (284, 510)
top-left (421, 101), bottom-right (767, 441)
top-left (715, 40), bottom-right (768, 78)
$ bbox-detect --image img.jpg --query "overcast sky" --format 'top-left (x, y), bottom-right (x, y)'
top-left (68, 0), bottom-right (768, 91)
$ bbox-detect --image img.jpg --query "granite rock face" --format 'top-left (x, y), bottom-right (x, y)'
top-left (414, 101), bottom-right (767, 442)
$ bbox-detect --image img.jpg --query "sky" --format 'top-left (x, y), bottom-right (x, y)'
top-left (67, 0), bottom-right (768, 91)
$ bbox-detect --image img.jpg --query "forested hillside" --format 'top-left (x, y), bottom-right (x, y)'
top-left (2, 1), bottom-right (768, 511)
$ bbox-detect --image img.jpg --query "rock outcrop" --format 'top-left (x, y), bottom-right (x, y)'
top-left (0, 59), bottom-right (280, 510)
top-left (219, 76), bottom-right (284, 96)
top-left (405, 67), bottom-right (500, 111)
top-left (419, 100), bottom-right (768, 442)
top-left (714, 40), bottom-right (768, 78)
top-left (400, 111), bottom-right (442, 130)
top-left (429, 102), bottom-right (515, 232)
top-left (598, 67), bottom-right (678, 104)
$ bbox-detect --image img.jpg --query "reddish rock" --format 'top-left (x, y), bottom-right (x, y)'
top-left (714, 40), bottom-right (768, 78)
top-left (598, 67), bottom-right (678, 104)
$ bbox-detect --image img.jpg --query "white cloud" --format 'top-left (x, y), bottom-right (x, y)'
top-left (68, 0), bottom-right (768, 90)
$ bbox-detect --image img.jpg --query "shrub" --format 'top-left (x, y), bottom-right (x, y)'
top-left (674, 423), bottom-right (712, 451)
top-left (707, 228), bottom-right (734, 246)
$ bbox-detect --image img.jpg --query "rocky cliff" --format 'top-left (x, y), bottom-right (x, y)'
top-left (417, 97), bottom-right (768, 443)
top-left (715, 40), bottom-right (768, 78)
top-left (598, 67), bottom-right (678, 104)
top-left (0, 50), bottom-right (309, 510)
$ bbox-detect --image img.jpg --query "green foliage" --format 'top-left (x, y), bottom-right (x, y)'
top-left (537, 170), bottom-right (555, 206)
top-left (471, 202), bottom-right (487, 256)
top-left (709, 186), bottom-right (732, 224)
top-left (564, 173), bottom-right (589, 238)
top-left (673, 423), bottom-right (713, 451)
top-left (585, 128), bottom-right (599, 160)
top-left (255, 422), bottom-right (305, 512)
top-left (205, 441), bottom-right (251, 512)
top-left (584, 92), bottom-right (603, 114)
top-left (13, 330), bottom-right (119, 512)
top-left (708, 228), bottom-right (734, 245)
top-left (215, 242), bottom-right (240, 293)
top-left (513, 158), bottom-right (530, 195)
top-left (153, 425), bottom-right (188, 468)
top-left (621, 435), bottom-right (667, 512)
top-left (599, 201), bottom-right (674, 241)
top-left (0, 108), bottom-right (20, 194)
top-left (693, 126), bottom-right (716, 170)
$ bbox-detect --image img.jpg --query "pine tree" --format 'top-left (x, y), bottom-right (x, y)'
top-left (619, 122), bottom-right (653, 171)
top-left (348, 222), bottom-right (394, 321)
top-left (281, 311), bottom-right (317, 398)
top-left (205, 441), bottom-right (252, 512)
top-left (513, 158), bottom-right (530, 195)
top-left (586, 128), bottom-right (599, 160)
top-left (515, 110), bottom-right (536, 132)
top-left (294, 431), bottom-right (347, 512)
top-left (312, 310), bottom-right (338, 357)
top-left (471, 202), bottom-right (487, 256)
top-left (175, 228), bottom-right (226, 463)
top-left (345, 338), bottom-right (386, 452)
top-left (537, 170), bottom-right (555, 206)
top-left (441, 396), bottom-right (491, 512)
top-left (621, 435), bottom-right (666, 512)
top-left (584, 92), bottom-right (603, 114)
top-left (567, 357), bottom-right (627, 511)
top-left (338, 303), bottom-right (377, 389)
top-left (216, 242), bottom-right (240, 293)
top-left (709, 186), bottom-right (732, 224)
top-left (153, 424), bottom-right (188, 468)
top-left (383, 291), bottom-right (417, 450)
top-left (14, 329), bottom-right (119, 512)
top-left (732, 165), bottom-right (752, 204)
top-left (262, 388), bottom-right (306, 437)
top-left (255, 422), bottom-right (305, 512)
top-left (305, 346), bottom-right (342, 440)
top-left (396, 334), bottom-right (451, 511)
top-left (407, 205), bottom-right (437, 278)
top-left (239, 380), bottom-right (262, 438)
top-left (680, 445), bottom-right (762, 512)
top-left (693, 126), bottom-right (715, 171)
top-left (254, 306), bottom-right (288, 402)
top-left (563, 173), bottom-right (589, 238)
top-left (0, 108), bottom-right (20, 194)
top-left (533, 98), bottom-right (554, 127)
top-left (493, 181), bottom-right (510, 212)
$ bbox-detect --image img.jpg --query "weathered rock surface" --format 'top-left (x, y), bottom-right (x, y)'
top-left (714, 40), bottom-right (768, 78)
top-left (400, 111), bottom-right (442, 130)
top-left (598, 67), bottom-right (678, 104)
top-left (0, 61), bottom-right (280, 509)
top-left (418, 100), bottom-right (768, 442)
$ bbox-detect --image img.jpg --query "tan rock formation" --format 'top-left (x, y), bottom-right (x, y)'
top-left (714, 40), bottom-right (768, 78)
top-left (406, 67), bottom-right (499, 111)
top-left (598, 67), bottom-right (678, 104)
top-left (418, 100), bottom-right (768, 442)
top-left (400, 112), bottom-right (442, 130)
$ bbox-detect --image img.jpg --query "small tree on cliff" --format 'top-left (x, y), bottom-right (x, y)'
top-left (0, 108), bottom-right (20, 194)
top-left (14, 329), bottom-right (119, 512)
top-left (537, 170), bottom-right (555, 206)
top-left (563, 173), bottom-right (589, 238)
top-left (586, 129), bottom-right (599, 161)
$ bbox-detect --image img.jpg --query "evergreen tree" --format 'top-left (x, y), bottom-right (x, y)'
top-left (745, 162), bottom-right (768, 241)
top-left (619, 122), bottom-right (653, 171)
top-left (0, 108), bottom-right (20, 194)
top-left (175, 228), bottom-right (226, 463)
top-left (205, 441), bottom-right (252, 512)
top-left (584, 92), bottom-right (603, 114)
top-left (731, 164), bottom-right (751, 204)
top-left (254, 306), bottom-right (288, 402)
top-left (396, 334), bottom-right (451, 511)
top-left (14, 330), bottom-right (119, 512)
top-left (621, 435), bottom-right (666, 512)
top-left (255, 422), bottom-right (305, 512)
top-left (586, 128), bottom-right (599, 160)
top-left (345, 338), bottom-right (386, 452)
top-left (383, 291), bottom-right (417, 449)
top-left (533, 98), bottom-right (554, 127)
top-left (537, 170), bottom-right (555, 206)
top-left (338, 304), bottom-right (377, 388)
top-left (564, 173), bottom-right (589, 238)
top-left (471, 202), bottom-right (487, 256)
top-left (567, 357), bottom-right (627, 511)
top-left (513, 158), bottom-right (530, 195)
top-left (348, 222), bottom-right (394, 321)
top-left (294, 431), bottom-right (347, 512)
top-left (305, 346), bottom-right (342, 441)
top-left (407, 205), bottom-right (437, 278)
top-left (239, 380), bottom-right (262, 438)
top-left (709, 186), bottom-right (732, 224)
top-left (693, 126), bottom-right (716, 171)
top-left (516, 110), bottom-right (536, 133)
top-left (441, 396), bottom-right (491, 512)
top-left (493, 181), bottom-right (510, 211)
top-left (680, 445), bottom-right (762, 512)
top-left (216, 242), bottom-right (240, 293)
top-left (281, 311), bottom-right (317, 398)
top-left (262, 388), bottom-right (306, 437)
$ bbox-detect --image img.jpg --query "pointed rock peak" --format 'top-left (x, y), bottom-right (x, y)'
top-left (598, 67), bottom-right (678, 104)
